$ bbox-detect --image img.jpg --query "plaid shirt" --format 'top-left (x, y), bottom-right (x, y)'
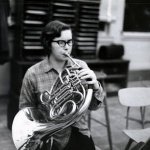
top-left (19, 57), bottom-right (104, 150)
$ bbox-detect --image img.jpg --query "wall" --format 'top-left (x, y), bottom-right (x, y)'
top-left (97, 0), bottom-right (150, 74)
top-left (123, 33), bottom-right (150, 70)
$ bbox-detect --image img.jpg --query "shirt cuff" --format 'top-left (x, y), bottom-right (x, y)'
top-left (93, 81), bottom-right (105, 103)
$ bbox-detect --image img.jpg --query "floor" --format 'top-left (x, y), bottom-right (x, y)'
top-left (0, 80), bottom-right (150, 150)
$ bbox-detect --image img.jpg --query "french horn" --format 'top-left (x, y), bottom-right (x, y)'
top-left (12, 52), bottom-right (93, 150)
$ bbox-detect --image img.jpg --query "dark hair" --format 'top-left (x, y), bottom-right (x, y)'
top-left (41, 20), bottom-right (71, 56)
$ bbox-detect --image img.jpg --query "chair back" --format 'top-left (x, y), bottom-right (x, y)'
top-left (118, 87), bottom-right (150, 107)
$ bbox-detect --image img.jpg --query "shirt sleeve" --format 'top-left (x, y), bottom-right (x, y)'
top-left (88, 81), bottom-right (105, 110)
top-left (19, 70), bottom-right (37, 110)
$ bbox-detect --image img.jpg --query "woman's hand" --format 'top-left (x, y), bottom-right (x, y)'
top-left (78, 68), bottom-right (100, 90)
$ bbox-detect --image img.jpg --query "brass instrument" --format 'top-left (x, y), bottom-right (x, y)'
top-left (12, 53), bottom-right (93, 150)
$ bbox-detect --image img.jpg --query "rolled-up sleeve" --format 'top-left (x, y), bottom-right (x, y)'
top-left (88, 81), bottom-right (105, 110)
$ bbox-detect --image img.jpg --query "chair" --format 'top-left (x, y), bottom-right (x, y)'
top-left (123, 128), bottom-right (150, 150)
top-left (88, 72), bottom-right (113, 150)
top-left (131, 138), bottom-right (150, 150)
top-left (118, 87), bottom-right (150, 150)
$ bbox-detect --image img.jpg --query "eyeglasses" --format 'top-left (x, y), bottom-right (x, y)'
top-left (52, 39), bottom-right (73, 47)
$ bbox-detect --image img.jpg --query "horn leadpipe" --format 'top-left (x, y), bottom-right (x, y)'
top-left (64, 52), bottom-right (93, 85)
top-left (64, 52), bottom-right (81, 68)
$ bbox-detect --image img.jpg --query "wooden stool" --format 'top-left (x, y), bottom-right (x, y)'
top-left (89, 72), bottom-right (113, 150)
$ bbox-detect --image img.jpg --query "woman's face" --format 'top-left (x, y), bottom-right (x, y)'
top-left (50, 29), bottom-right (73, 61)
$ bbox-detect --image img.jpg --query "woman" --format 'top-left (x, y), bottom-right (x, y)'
top-left (19, 20), bottom-right (104, 150)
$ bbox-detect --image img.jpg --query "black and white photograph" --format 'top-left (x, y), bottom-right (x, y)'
top-left (0, 0), bottom-right (150, 150)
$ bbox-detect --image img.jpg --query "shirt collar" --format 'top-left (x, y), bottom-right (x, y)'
top-left (42, 57), bottom-right (53, 73)
top-left (42, 57), bottom-right (73, 73)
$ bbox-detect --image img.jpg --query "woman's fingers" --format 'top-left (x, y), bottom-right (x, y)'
top-left (78, 69), bottom-right (97, 83)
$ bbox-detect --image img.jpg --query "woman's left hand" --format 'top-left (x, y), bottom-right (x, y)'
top-left (78, 68), bottom-right (100, 90)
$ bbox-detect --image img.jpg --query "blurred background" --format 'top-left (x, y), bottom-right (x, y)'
top-left (0, 0), bottom-right (150, 150)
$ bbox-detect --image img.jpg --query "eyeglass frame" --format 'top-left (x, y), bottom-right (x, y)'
top-left (52, 39), bottom-right (73, 47)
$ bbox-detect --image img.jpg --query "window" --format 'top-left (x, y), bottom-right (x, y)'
top-left (123, 0), bottom-right (150, 32)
